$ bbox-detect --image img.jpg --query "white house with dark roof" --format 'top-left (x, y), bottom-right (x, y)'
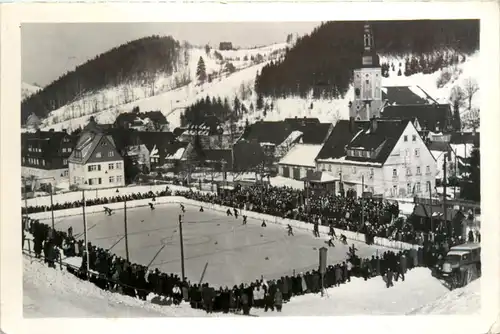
top-left (68, 117), bottom-right (125, 189)
top-left (278, 144), bottom-right (323, 180)
top-left (316, 118), bottom-right (437, 198)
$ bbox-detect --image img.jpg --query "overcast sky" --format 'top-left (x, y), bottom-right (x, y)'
top-left (22, 22), bottom-right (320, 87)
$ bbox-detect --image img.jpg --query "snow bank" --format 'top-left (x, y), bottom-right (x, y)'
top-left (410, 278), bottom-right (481, 315)
top-left (253, 267), bottom-right (449, 316)
top-left (23, 255), bottom-right (214, 317)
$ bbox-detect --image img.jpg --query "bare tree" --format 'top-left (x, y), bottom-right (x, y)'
top-left (463, 77), bottom-right (479, 110)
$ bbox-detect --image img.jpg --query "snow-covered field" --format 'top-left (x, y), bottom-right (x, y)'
top-left (40, 202), bottom-right (389, 288)
top-left (21, 82), bottom-right (41, 101)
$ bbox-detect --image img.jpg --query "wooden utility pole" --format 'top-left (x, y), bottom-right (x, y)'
top-left (443, 153), bottom-right (449, 235)
top-left (50, 183), bottom-right (55, 230)
top-left (124, 198), bottom-right (130, 262)
top-left (428, 181), bottom-right (434, 232)
top-left (361, 175), bottom-right (365, 227)
top-left (179, 214), bottom-right (186, 281)
top-left (82, 190), bottom-right (90, 273)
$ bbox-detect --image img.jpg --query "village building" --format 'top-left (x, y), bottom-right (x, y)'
top-left (21, 129), bottom-right (78, 189)
top-left (278, 144), bottom-right (323, 180)
top-left (68, 117), bottom-right (126, 189)
top-left (24, 113), bottom-right (42, 131)
top-left (316, 118), bottom-right (437, 198)
top-left (113, 109), bottom-right (169, 131)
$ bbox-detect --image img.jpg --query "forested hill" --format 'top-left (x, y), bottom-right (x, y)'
top-left (22, 35), bottom-right (183, 123)
top-left (254, 20), bottom-right (479, 100)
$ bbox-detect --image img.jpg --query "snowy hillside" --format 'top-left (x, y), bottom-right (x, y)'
top-left (22, 82), bottom-right (41, 101)
top-left (40, 48), bottom-right (479, 133)
top-left (23, 255), bottom-right (219, 317)
top-left (242, 51), bottom-right (480, 128)
top-left (40, 43), bottom-right (288, 132)
top-left (410, 278), bottom-right (481, 315)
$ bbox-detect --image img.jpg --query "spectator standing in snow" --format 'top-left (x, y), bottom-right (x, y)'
top-left (274, 288), bottom-right (283, 312)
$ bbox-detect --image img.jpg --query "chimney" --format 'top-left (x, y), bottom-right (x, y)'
top-left (349, 117), bottom-right (356, 134)
top-left (370, 117), bottom-right (377, 133)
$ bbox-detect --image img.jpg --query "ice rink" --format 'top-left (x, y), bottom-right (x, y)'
top-left (46, 203), bottom-right (390, 288)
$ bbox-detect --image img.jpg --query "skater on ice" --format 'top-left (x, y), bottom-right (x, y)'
top-left (327, 236), bottom-right (335, 247)
top-left (226, 209), bottom-right (233, 216)
top-left (261, 220), bottom-right (267, 227)
top-left (242, 215), bottom-right (247, 225)
top-left (180, 204), bottom-right (185, 213)
top-left (104, 207), bottom-right (113, 216)
top-left (340, 234), bottom-right (348, 245)
top-left (313, 220), bottom-right (320, 238)
top-left (287, 224), bottom-right (294, 236)
top-left (233, 208), bottom-right (239, 219)
top-left (148, 202), bottom-right (155, 210)
top-left (199, 206), bottom-right (204, 212)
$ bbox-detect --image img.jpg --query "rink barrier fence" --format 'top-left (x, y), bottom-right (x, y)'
top-left (28, 196), bottom-right (420, 251)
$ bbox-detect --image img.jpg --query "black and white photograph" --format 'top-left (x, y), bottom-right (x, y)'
top-left (1, 3), bottom-right (499, 334)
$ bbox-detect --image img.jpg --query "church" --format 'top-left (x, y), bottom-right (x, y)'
top-left (310, 23), bottom-right (440, 199)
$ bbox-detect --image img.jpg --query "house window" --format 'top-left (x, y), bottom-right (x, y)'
top-left (116, 162), bottom-right (122, 169)
top-left (392, 168), bottom-right (397, 177)
top-left (416, 166), bottom-right (421, 175)
top-left (101, 141), bottom-right (107, 146)
top-left (63, 159), bottom-right (68, 165)
top-left (328, 164), bottom-right (332, 172)
top-left (89, 178), bottom-right (94, 185)
top-left (406, 167), bottom-right (411, 176)
top-left (41, 160), bottom-right (45, 166)
top-left (117, 175), bottom-right (123, 183)
top-left (352, 167), bottom-right (357, 174)
top-left (63, 170), bottom-right (68, 177)
top-left (412, 135), bottom-right (417, 142)
top-left (96, 152), bottom-right (102, 158)
top-left (108, 163), bottom-right (114, 170)
top-left (415, 148), bottom-right (420, 157)
top-left (74, 177), bottom-right (78, 183)
top-left (426, 165), bottom-right (431, 174)
top-left (369, 168), bottom-right (374, 178)
top-left (416, 182), bottom-right (421, 193)
top-left (407, 183), bottom-right (412, 195)
top-left (108, 151), bottom-right (114, 157)
top-left (88, 165), bottom-right (98, 172)
top-left (404, 135), bottom-right (408, 142)
top-left (109, 176), bottom-right (115, 183)
top-left (98, 178), bottom-right (102, 185)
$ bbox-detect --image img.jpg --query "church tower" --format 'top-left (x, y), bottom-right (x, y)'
top-left (349, 23), bottom-right (383, 121)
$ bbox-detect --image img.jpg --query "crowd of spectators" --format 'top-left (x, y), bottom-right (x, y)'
top-left (22, 184), bottom-right (472, 315)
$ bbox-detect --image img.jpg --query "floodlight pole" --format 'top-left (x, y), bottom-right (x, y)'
top-left (124, 198), bottom-right (130, 262)
top-left (179, 214), bottom-right (186, 281)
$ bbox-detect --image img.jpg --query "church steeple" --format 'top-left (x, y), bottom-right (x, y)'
top-left (361, 23), bottom-right (380, 68)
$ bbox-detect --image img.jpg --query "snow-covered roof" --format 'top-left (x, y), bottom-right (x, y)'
top-left (317, 156), bottom-right (383, 167)
top-left (278, 144), bottom-right (323, 168)
top-left (165, 148), bottom-right (186, 160)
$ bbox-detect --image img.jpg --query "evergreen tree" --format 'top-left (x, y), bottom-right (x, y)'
top-left (256, 94), bottom-right (264, 110)
top-left (234, 96), bottom-right (241, 116)
top-left (196, 57), bottom-right (207, 82)
top-left (460, 146), bottom-right (480, 202)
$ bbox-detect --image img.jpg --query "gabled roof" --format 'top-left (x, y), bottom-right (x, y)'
top-left (241, 121), bottom-right (294, 145)
top-left (164, 141), bottom-right (189, 160)
top-left (106, 128), bottom-right (143, 152)
top-left (114, 111), bottom-right (168, 128)
top-left (184, 115), bottom-right (223, 136)
top-left (22, 130), bottom-right (77, 157)
top-left (136, 131), bottom-right (176, 152)
top-left (381, 104), bottom-right (452, 131)
top-left (316, 120), bottom-right (368, 160)
top-left (296, 123), bottom-right (332, 144)
top-left (381, 86), bottom-right (430, 105)
top-left (232, 140), bottom-right (266, 172)
top-left (279, 144), bottom-right (323, 168)
top-left (69, 133), bottom-right (116, 165)
top-left (345, 120), bottom-right (409, 164)
top-left (427, 141), bottom-right (452, 153)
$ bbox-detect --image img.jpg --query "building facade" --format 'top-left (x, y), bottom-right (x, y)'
top-left (21, 130), bottom-right (76, 188)
top-left (68, 118), bottom-right (125, 189)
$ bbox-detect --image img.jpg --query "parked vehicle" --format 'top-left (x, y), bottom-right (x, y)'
top-left (439, 243), bottom-right (481, 289)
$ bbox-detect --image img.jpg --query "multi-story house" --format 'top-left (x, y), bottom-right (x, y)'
top-left (21, 129), bottom-right (77, 188)
top-left (316, 118), bottom-right (437, 198)
top-left (68, 117), bottom-right (125, 189)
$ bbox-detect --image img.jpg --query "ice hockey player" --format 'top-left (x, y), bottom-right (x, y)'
top-left (199, 206), bottom-right (204, 212)
top-left (242, 215), bottom-right (247, 225)
top-left (233, 208), bottom-right (239, 219)
top-left (287, 224), bottom-right (294, 236)
top-left (103, 207), bottom-right (113, 216)
top-left (340, 234), bottom-right (348, 245)
top-left (68, 226), bottom-right (73, 239)
top-left (226, 209), bottom-right (233, 216)
top-left (328, 222), bottom-right (337, 238)
top-left (180, 204), bottom-right (185, 213)
top-left (327, 236), bottom-right (335, 247)
top-left (261, 220), bottom-right (267, 227)
top-left (313, 220), bottom-right (320, 238)
top-left (149, 202), bottom-right (155, 210)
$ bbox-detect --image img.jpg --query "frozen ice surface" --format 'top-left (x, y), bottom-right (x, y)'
top-left (48, 203), bottom-right (390, 288)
